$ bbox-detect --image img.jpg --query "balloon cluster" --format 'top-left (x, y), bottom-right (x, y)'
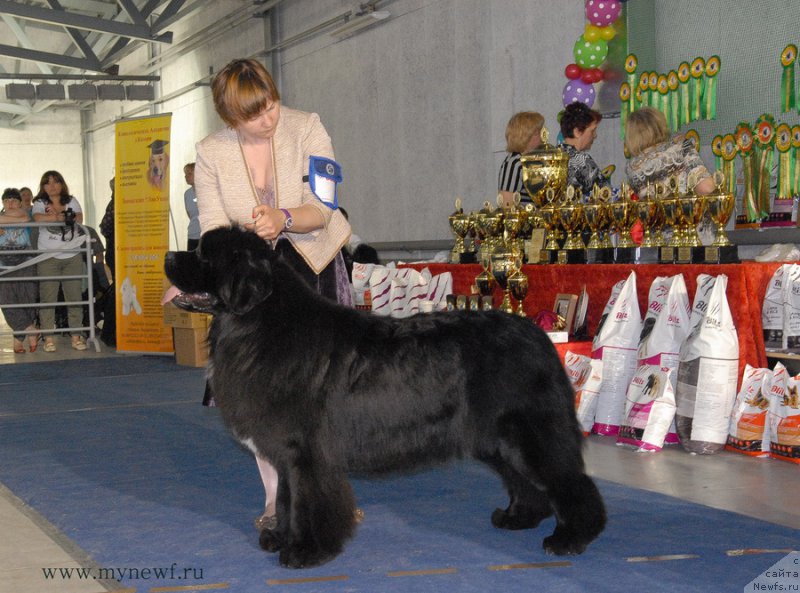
top-left (562, 0), bottom-right (626, 108)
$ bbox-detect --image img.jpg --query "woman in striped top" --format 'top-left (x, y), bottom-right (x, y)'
top-left (497, 111), bottom-right (544, 207)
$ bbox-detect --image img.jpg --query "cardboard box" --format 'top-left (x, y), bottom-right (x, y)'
top-left (163, 303), bottom-right (212, 328)
top-left (173, 327), bottom-right (209, 367)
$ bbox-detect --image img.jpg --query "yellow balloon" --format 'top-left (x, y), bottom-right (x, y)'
top-left (599, 25), bottom-right (616, 41)
top-left (584, 24), bottom-right (600, 42)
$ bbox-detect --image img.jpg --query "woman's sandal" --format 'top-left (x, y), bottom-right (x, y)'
top-left (28, 333), bottom-right (40, 353)
top-left (13, 339), bottom-right (25, 354)
top-left (43, 338), bottom-right (57, 353)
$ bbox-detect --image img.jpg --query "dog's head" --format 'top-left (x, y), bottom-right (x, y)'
top-left (164, 227), bottom-right (274, 315)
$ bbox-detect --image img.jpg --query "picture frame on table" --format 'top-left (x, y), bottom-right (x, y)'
top-left (553, 293), bottom-right (578, 335)
top-left (573, 285), bottom-right (589, 339)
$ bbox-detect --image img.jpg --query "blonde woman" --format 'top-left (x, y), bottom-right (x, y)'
top-left (497, 111), bottom-right (545, 207)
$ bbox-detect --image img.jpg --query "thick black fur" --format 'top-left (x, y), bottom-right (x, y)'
top-left (164, 227), bottom-right (606, 568)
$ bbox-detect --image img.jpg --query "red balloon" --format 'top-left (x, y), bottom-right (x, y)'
top-left (565, 63), bottom-right (582, 80)
top-left (580, 69), bottom-right (595, 84)
top-left (590, 68), bottom-right (604, 83)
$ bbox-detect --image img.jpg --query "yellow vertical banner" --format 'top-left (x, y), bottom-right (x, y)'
top-left (114, 114), bottom-right (174, 353)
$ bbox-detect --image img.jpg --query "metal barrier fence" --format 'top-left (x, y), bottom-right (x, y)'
top-left (0, 220), bottom-right (100, 352)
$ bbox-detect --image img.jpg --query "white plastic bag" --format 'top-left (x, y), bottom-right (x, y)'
top-left (617, 365), bottom-right (677, 452)
top-left (725, 364), bottom-right (770, 457)
top-left (565, 351), bottom-right (603, 436)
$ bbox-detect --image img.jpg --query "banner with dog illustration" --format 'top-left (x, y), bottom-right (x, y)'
top-left (114, 113), bottom-right (174, 353)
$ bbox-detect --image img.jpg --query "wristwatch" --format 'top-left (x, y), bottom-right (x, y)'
top-left (280, 208), bottom-right (293, 230)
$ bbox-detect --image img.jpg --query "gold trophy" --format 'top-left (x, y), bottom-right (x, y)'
top-left (490, 243), bottom-right (516, 314)
top-left (557, 186), bottom-right (587, 264)
top-left (676, 179), bottom-right (706, 264)
top-left (474, 249), bottom-right (496, 309)
top-left (508, 267), bottom-right (529, 316)
top-left (584, 185), bottom-right (614, 263)
top-left (610, 183), bottom-right (638, 263)
top-left (502, 195), bottom-right (527, 259)
top-left (635, 182), bottom-right (663, 264)
top-left (448, 198), bottom-right (475, 263)
top-left (659, 177), bottom-right (681, 263)
top-left (520, 128), bottom-right (569, 264)
top-left (704, 170), bottom-right (739, 263)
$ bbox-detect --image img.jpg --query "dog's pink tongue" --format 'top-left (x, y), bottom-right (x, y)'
top-left (161, 284), bottom-right (183, 305)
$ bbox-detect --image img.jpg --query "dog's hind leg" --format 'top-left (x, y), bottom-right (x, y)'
top-left (494, 413), bottom-right (606, 556)
top-left (479, 454), bottom-right (553, 530)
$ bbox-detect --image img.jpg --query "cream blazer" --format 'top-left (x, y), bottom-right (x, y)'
top-left (195, 107), bottom-right (351, 274)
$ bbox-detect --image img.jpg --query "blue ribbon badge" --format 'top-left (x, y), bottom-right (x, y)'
top-left (308, 156), bottom-right (342, 209)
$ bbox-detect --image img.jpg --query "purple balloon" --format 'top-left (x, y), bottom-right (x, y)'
top-left (562, 80), bottom-right (596, 107)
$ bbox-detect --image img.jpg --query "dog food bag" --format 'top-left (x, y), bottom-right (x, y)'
top-left (591, 271), bottom-right (642, 436)
top-left (725, 364), bottom-right (771, 456)
top-left (389, 268), bottom-right (430, 318)
top-left (565, 351), bottom-right (603, 436)
top-left (425, 270), bottom-right (453, 311)
top-left (675, 275), bottom-right (739, 454)
top-left (689, 273), bottom-right (716, 331)
top-left (638, 274), bottom-right (691, 373)
top-left (771, 367), bottom-right (800, 463)
top-left (782, 264), bottom-right (800, 352)
top-left (617, 365), bottom-right (677, 452)
top-left (352, 262), bottom-right (376, 309)
top-left (762, 264), bottom-right (790, 351)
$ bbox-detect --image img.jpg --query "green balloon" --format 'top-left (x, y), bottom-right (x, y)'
top-left (573, 35), bottom-right (609, 68)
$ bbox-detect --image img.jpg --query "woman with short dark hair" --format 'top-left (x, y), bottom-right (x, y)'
top-left (559, 102), bottom-right (608, 196)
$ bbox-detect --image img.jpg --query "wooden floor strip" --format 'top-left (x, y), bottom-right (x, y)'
top-left (488, 561), bottom-right (572, 571)
top-left (266, 575), bottom-right (348, 585)
top-left (386, 567), bottom-right (457, 577)
top-left (627, 554), bottom-right (700, 563)
top-left (727, 548), bottom-right (796, 556)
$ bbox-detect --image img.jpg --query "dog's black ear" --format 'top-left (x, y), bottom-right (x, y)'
top-left (218, 249), bottom-right (273, 315)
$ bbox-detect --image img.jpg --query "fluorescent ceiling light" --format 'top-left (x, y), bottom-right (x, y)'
top-left (330, 10), bottom-right (390, 39)
top-left (5, 83), bottom-right (35, 100)
top-left (68, 83), bottom-right (98, 101)
top-left (97, 84), bottom-right (126, 100)
top-left (125, 85), bottom-right (155, 101)
top-left (36, 84), bottom-right (66, 100)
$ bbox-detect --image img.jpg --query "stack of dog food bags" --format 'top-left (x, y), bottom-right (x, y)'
top-left (771, 365), bottom-right (800, 463)
top-left (360, 264), bottom-right (452, 317)
top-left (564, 351), bottom-right (603, 436)
top-left (675, 275), bottom-right (739, 454)
top-left (761, 264), bottom-right (800, 351)
top-left (591, 271), bottom-right (641, 436)
top-left (725, 364), bottom-right (772, 457)
top-left (617, 274), bottom-right (692, 450)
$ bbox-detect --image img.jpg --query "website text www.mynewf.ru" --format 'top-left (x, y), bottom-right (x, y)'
top-left (42, 564), bottom-right (204, 582)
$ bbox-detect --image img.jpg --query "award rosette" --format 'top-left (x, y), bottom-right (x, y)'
top-left (648, 72), bottom-right (659, 110)
top-left (792, 126), bottom-right (800, 198)
top-left (638, 72), bottom-right (650, 109)
top-left (667, 70), bottom-right (680, 131)
top-left (689, 57), bottom-right (705, 122)
top-left (619, 82), bottom-right (632, 140)
top-left (780, 44), bottom-right (797, 113)
top-left (721, 134), bottom-right (738, 194)
top-left (703, 55), bottom-right (720, 120)
top-left (677, 61), bottom-right (691, 127)
top-left (775, 123), bottom-right (793, 201)
top-left (684, 129), bottom-right (700, 153)
top-left (735, 122), bottom-right (759, 222)
top-left (656, 74), bottom-right (669, 119)
top-left (624, 54), bottom-right (638, 113)
top-left (754, 114), bottom-right (776, 219)
top-left (712, 135), bottom-right (724, 174)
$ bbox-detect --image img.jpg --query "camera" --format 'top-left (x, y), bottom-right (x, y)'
top-left (61, 207), bottom-right (76, 241)
top-left (64, 207), bottom-right (76, 226)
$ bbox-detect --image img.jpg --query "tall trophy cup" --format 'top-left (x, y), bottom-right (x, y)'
top-left (659, 177), bottom-right (681, 264)
top-left (508, 267), bottom-right (529, 316)
top-left (520, 128), bottom-right (569, 264)
top-left (584, 186), bottom-right (614, 263)
top-left (557, 186), bottom-right (587, 264)
top-left (676, 183), bottom-right (706, 264)
top-left (704, 171), bottom-right (739, 263)
top-left (474, 249), bottom-right (496, 309)
top-left (490, 244), bottom-right (516, 314)
top-left (611, 183), bottom-right (639, 263)
top-left (635, 182), bottom-right (663, 264)
top-left (448, 198), bottom-right (475, 263)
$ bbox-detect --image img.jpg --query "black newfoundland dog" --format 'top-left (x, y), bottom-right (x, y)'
top-left (164, 227), bottom-right (606, 568)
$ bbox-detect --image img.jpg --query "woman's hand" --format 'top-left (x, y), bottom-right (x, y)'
top-left (246, 205), bottom-right (286, 241)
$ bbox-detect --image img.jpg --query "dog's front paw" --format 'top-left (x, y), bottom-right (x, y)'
top-left (259, 528), bottom-right (283, 553)
top-left (542, 528), bottom-right (589, 556)
top-left (279, 545), bottom-right (335, 569)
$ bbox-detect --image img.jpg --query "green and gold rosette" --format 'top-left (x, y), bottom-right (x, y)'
top-left (721, 133), bottom-right (738, 194)
top-left (638, 72), bottom-right (650, 110)
top-left (624, 54), bottom-right (638, 113)
top-left (648, 72), bottom-right (659, 109)
top-left (735, 122), bottom-right (759, 221)
top-left (775, 123), bottom-right (793, 200)
top-left (656, 74), bottom-right (669, 119)
top-left (667, 70), bottom-right (680, 131)
top-left (792, 126), bottom-right (800, 197)
top-left (754, 114), bottom-right (775, 218)
top-left (780, 44), bottom-right (797, 113)
top-left (712, 135), bottom-right (724, 173)
top-left (685, 129), bottom-right (700, 153)
top-left (677, 61), bottom-right (691, 127)
top-left (703, 55), bottom-right (720, 120)
top-left (619, 82), bottom-right (631, 139)
top-left (690, 57), bottom-right (705, 122)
